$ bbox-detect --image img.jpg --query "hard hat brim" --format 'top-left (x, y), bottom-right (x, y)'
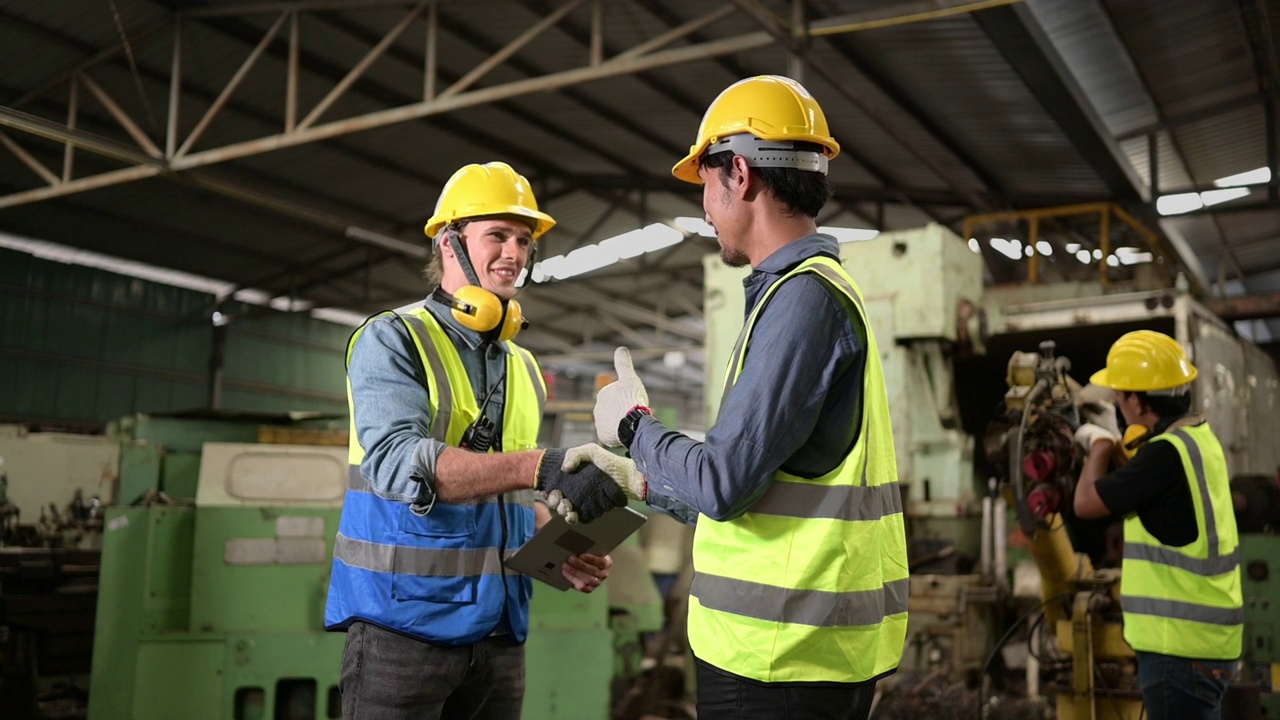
top-left (1089, 365), bottom-right (1199, 392)
top-left (425, 207), bottom-right (556, 242)
top-left (672, 146), bottom-right (705, 185)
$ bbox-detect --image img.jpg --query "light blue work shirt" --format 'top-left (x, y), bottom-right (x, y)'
top-left (346, 294), bottom-right (509, 510)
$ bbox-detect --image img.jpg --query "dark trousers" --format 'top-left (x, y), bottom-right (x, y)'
top-left (339, 621), bottom-right (524, 720)
top-left (695, 657), bottom-right (878, 720)
top-left (1135, 651), bottom-right (1233, 720)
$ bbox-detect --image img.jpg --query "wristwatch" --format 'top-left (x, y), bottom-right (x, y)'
top-left (617, 405), bottom-right (652, 450)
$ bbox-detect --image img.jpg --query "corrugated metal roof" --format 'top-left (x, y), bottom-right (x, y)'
top-left (2, 0), bottom-right (1278, 386)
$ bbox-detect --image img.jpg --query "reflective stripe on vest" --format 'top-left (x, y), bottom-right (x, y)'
top-left (1120, 423), bottom-right (1242, 660)
top-left (326, 308), bottom-right (542, 645)
top-left (335, 533), bottom-right (516, 576)
top-left (692, 575), bottom-right (909, 627)
top-left (688, 255), bottom-right (908, 684)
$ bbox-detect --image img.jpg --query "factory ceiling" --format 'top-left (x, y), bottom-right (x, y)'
top-left (1, 0), bottom-right (1278, 402)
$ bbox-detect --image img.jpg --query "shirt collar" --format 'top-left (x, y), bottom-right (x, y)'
top-left (424, 293), bottom-right (511, 354)
top-left (743, 233), bottom-right (840, 288)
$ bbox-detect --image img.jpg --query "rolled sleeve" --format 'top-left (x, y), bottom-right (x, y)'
top-left (630, 275), bottom-right (862, 522)
top-left (347, 317), bottom-right (446, 508)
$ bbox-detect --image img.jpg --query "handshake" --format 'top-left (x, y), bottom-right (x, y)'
top-left (535, 347), bottom-right (651, 523)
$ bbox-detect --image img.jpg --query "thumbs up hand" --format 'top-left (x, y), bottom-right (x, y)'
top-left (593, 347), bottom-right (650, 447)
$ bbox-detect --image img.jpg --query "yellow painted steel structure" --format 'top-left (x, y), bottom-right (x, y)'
top-left (962, 202), bottom-right (1195, 293)
top-left (1027, 522), bottom-right (1141, 720)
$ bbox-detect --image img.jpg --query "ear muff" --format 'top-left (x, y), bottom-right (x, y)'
top-left (1121, 423), bottom-right (1151, 460)
top-left (496, 299), bottom-right (529, 342)
top-left (432, 286), bottom-right (529, 341)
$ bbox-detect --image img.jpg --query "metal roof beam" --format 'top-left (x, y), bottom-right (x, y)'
top-left (0, 9), bottom-right (446, 195)
top-left (972, 3), bottom-right (1145, 202)
top-left (972, 2), bottom-right (1213, 291)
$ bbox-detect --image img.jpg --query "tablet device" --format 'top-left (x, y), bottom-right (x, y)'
top-left (507, 506), bottom-right (648, 591)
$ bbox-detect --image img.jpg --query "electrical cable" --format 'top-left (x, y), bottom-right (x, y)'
top-left (976, 589), bottom-right (1080, 719)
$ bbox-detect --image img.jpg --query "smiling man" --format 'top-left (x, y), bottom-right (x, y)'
top-left (325, 162), bottom-right (628, 720)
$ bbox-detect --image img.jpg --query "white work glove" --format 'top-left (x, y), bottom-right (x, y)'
top-left (1079, 400), bottom-right (1121, 438)
top-left (538, 488), bottom-right (579, 524)
top-left (1074, 423), bottom-right (1120, 451)
top-left (563, 443), bottom-right (647, 501)
top-left (594, 347), bottom-right (650, 448)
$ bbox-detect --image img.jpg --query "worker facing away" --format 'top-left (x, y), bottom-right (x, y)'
top-left (325, 161), bottom-right (628, 720)
top-left (570, 75), bottom-right (909, 720)
top-left (1073, 330), bottom-right (1242, 720)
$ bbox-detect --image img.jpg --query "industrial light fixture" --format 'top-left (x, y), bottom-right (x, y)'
top-left (530, 219), bottom-right (881, 283)
top-left (1213, 167), bottom-right (1271, 187)
top-left (1156, 166), bottom-right (1267, 216)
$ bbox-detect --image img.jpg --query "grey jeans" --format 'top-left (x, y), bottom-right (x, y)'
top-left (339, 621), bottom-right (525, 720)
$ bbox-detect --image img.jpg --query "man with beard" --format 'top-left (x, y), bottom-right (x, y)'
top-left (571, 76), bottom-right (909, 720)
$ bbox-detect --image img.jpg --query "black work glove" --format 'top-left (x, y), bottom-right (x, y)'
top-left (535, 448), bottom-right (628, 524)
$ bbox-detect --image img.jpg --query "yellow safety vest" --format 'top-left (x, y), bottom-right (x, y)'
top-left (687, 255), bottom-right (909, 683)
top-left (1120, 423), bottom-right (1243, 660)
top-left (326, 307), bottom-right (546, 644)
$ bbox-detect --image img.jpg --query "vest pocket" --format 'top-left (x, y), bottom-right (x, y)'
top-left (400, 501), bottom-right (477, 538)
top-left (391, 503), bottom-right (479, 604)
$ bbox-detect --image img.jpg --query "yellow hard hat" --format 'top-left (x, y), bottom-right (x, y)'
top-left (1090, 330), bottom-right (1198, 392)
top-left (672, 75), bottom-right (841, 184)
top-left (424, 162), bottom-right (555, 241)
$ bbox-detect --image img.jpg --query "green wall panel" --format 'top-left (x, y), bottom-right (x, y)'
top-left (0, 248), bottom-right (351, 425)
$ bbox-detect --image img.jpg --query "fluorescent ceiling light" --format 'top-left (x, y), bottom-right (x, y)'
top-left (1156, 192), bottom-right (1203, 216)
top-left (1200, 187), bottom-right (1251, 207)
top-left (1213, 167), bottom-right (1271, 187)
top-left (1075, 250), bottom-right (1091, 264)
top-left (818, 226), bottom-right (879, 243)
top-left (1158, 186), bottom-right (1253, 216)
top-left (535, 222), bottom-right (686, 282)
top-left (1036, 241), bottom-right (1052, 255)
top-left (1065, 243), bottom-right (1081, 253)
top-left (989, 237), bottom-right (1022, 260)
top-left (674, 216), bottom-right (717, 238)
top-left (1119, 251), bottom-right (1154, 265)
top-left (311, 308), bottom-right (369, 326)
top-left (967, 237), bottom-right (980, 253)
top-left (0, 230), bottom-right (363, 326)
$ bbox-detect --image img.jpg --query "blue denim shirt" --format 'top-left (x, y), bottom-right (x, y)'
top-left (346, 295), bottom-right (510, 510)
top-left (632, 233), bottom-right (868, 522)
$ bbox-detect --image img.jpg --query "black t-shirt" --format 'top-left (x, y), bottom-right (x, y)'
top-left (1094, 438), bottom-right (1198, 547)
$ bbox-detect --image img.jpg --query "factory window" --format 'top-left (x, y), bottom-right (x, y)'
top-left (233, 687), bottom-right (265, 720)
top-left (276, 678), bottom-right (317, 720)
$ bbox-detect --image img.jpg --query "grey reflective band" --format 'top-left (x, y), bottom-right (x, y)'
top-left (400, 314), bottom-right (453, 443)
top-left (348, 465), bottom-right (369, 492)
top-left (1124, 543), bottom-right (1239, 577)
top-left (334, 533), bottom-right (513, 577)
top-left (807, 263), bottom-right (866, 316)
top-left (1169, 429), bottom-right (1220, 558)
top-left (750, 480), bottom-right (902, 522)
top-left (513, 346), bottom-right (546, 418)
top-left (1122, 595), bottom-right (1244, 626)
top-left (706, 134), bottom-right (829, 175)
top-left (504, 489), bottom-right (536, 508)
top-left (692, 574), bottom-right (908, 628)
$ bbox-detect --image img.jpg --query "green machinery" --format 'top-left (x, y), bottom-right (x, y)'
top-left (1241, 535), bottom-right (1280, 717)
top-left (703, 222), bottom-right (1280, 707)
top-left (89, 411), bottom-right (662, 719)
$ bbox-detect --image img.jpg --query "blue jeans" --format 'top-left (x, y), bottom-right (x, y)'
top-left (1135, 651), bottom-right (1233, 720)
top-left (339, 621), bottom-right (524, 720)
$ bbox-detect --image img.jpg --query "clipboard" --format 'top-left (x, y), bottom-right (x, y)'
top-left (506, 505), bottom-right (648, 591)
